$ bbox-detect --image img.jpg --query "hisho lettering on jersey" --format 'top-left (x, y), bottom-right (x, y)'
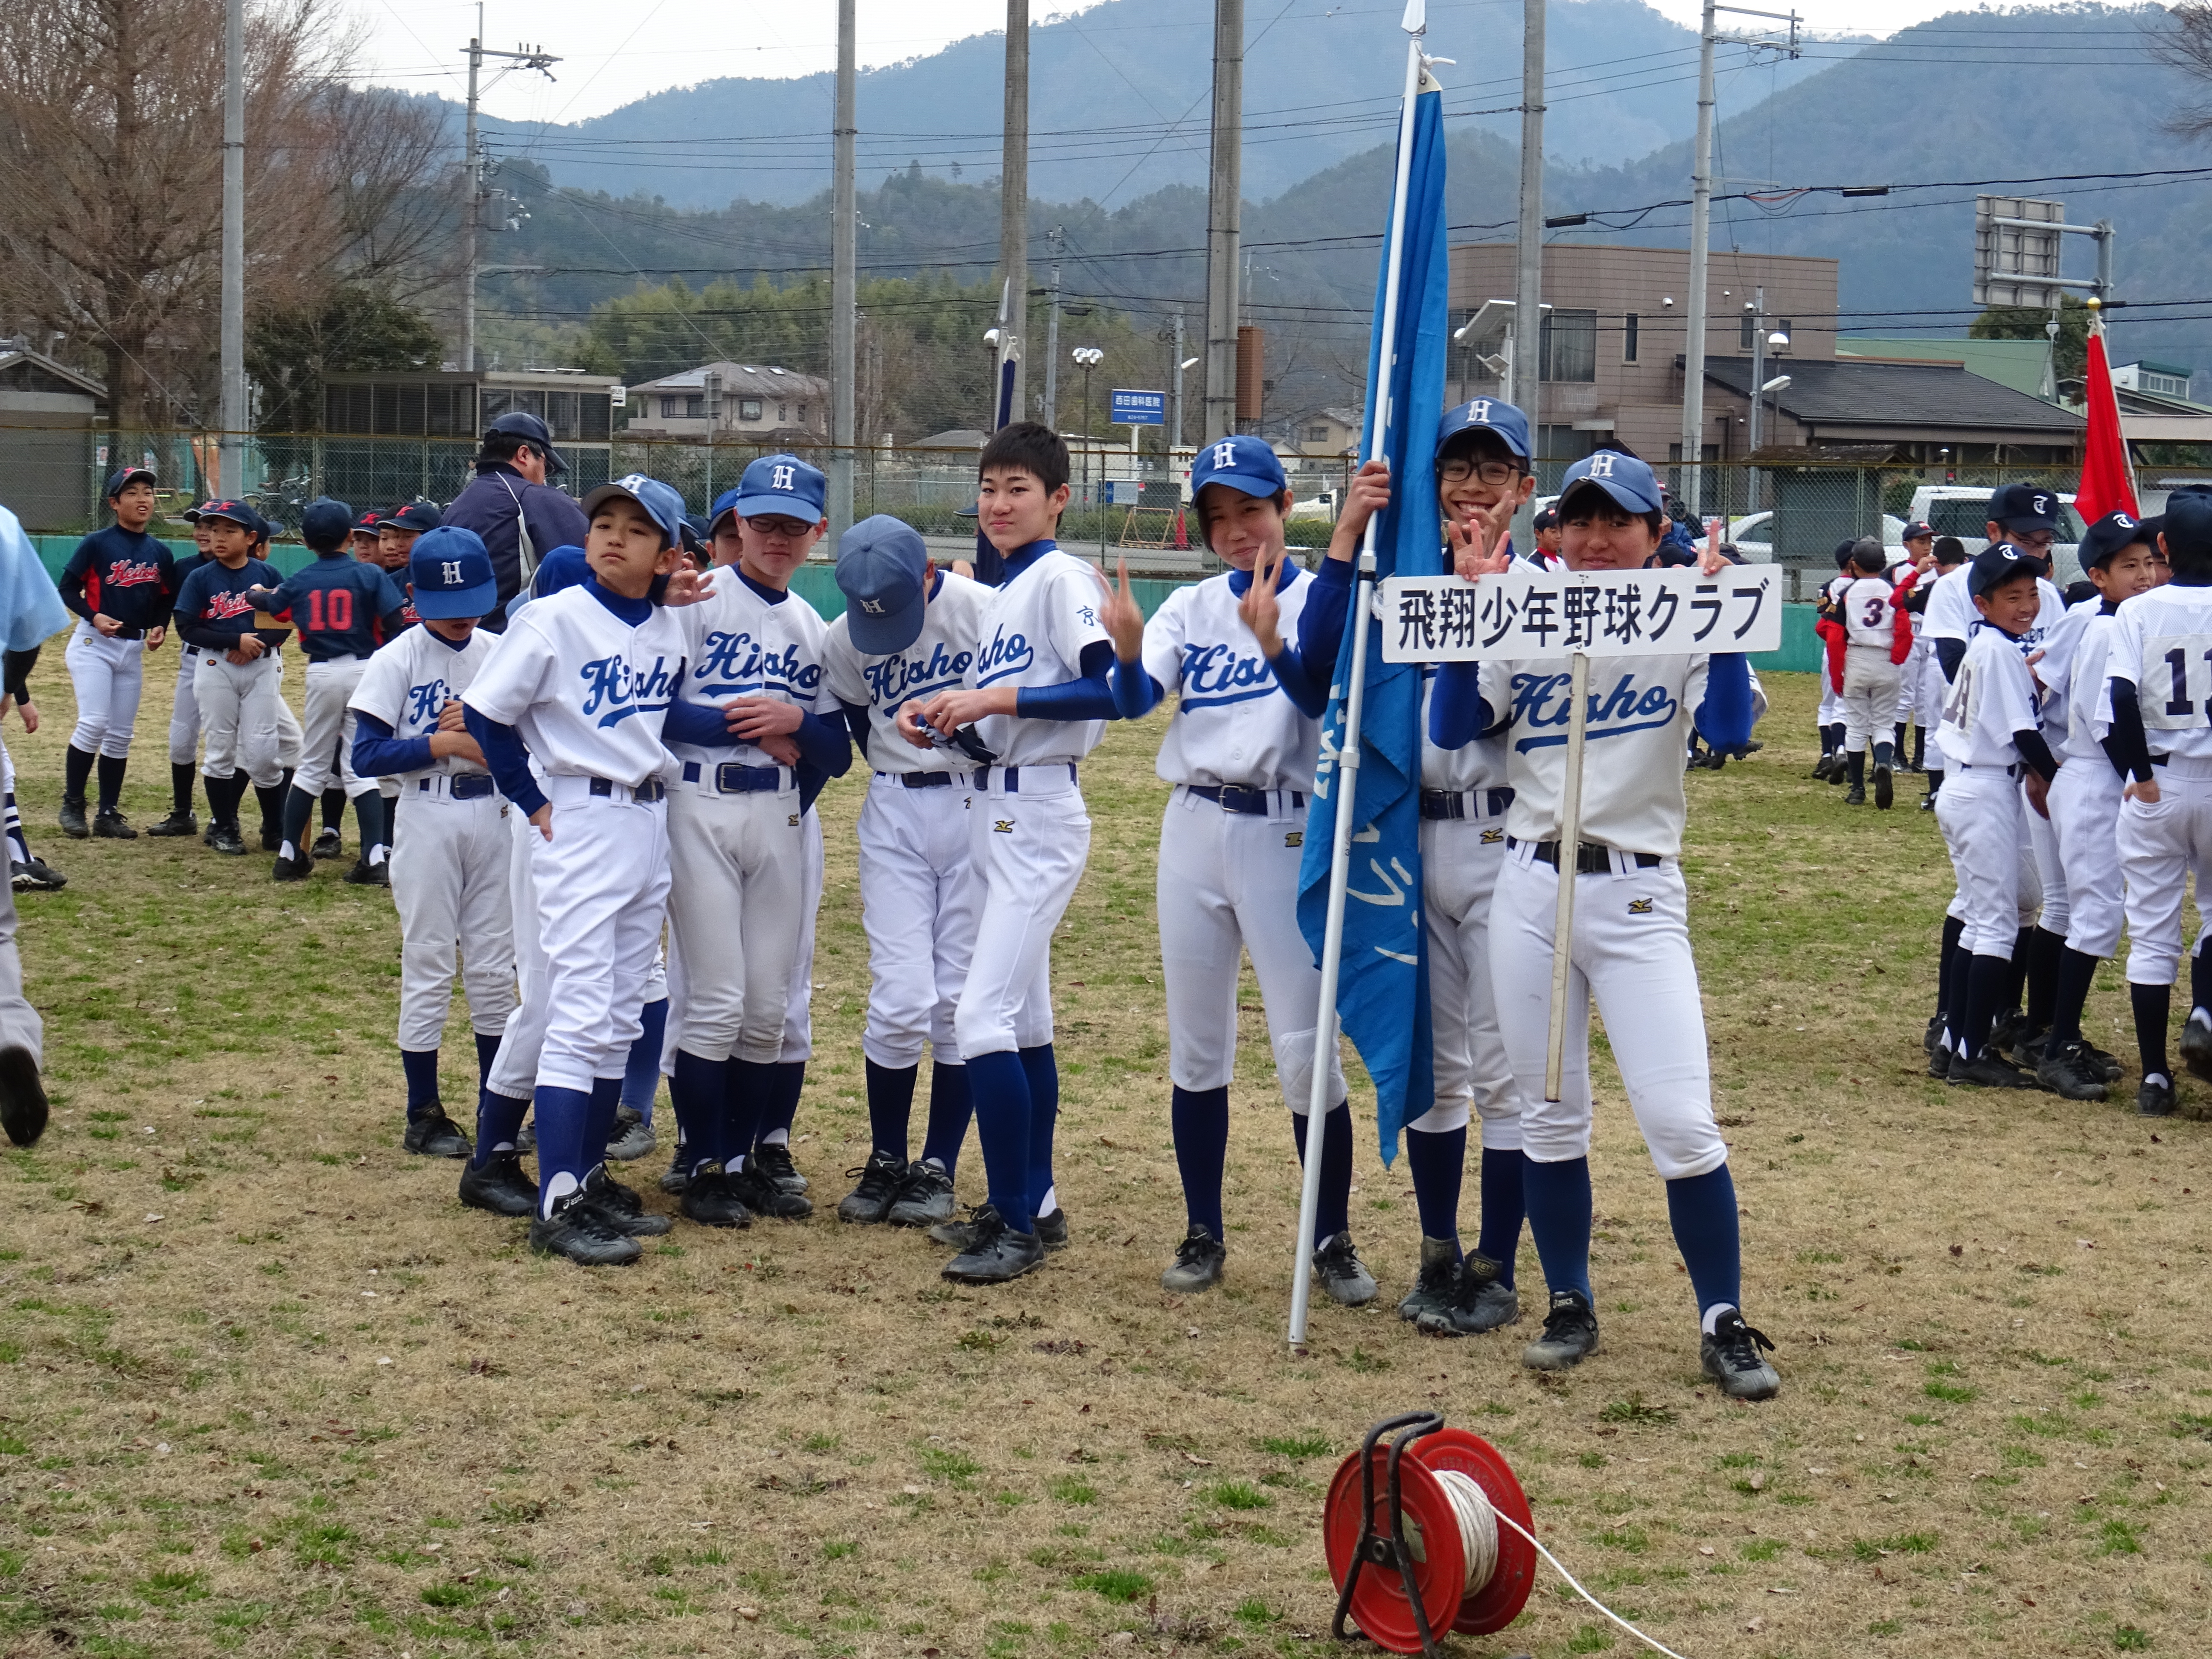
top-left (693, 630), bottom-right (824, 700)
top-left (1508, 669), bottom-right (1683, 750)
top-left (975, 626), bottom-right (1036, 685)
top-left (1178, 641), bottom-right (1278, 709)
top-left (578, 653), bottom-right (682, 727)
top-left (405, 677), bottom-right (455, 727)
top-left (860, 639), bottom-right (973, 705)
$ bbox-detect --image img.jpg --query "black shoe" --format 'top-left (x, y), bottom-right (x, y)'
top-left (1523, 1289), bottom-right (1601, 1371)
top-left (1947, 1049), bottom-right (2038, 1090)
top-left (658, 1140), bottom-right (690, 1196)
top-left (403, 1108), bottom-right (472, 1158)
top-left (311, 827), bottom-right (343, 860)
top-left (941, 1203), bottom-right (1046, 1284)
top-left (0, 1044), bottom-right (48, 1148)
top-left (57, 800), bottom-right (87, 839)
top-left (343, 857), bottom-right (389, 887)
top-left (2139, 1078), bottom-right (2177, 1118)
top-left (271, 853), bottom-right (314, 882)
top-left (2035, 1040), bottom-right (2108, 1102)
top-left (207, 822), bottom-right (246, 856)
top-left (930, 1203), bottom-right (1068, 1251)
top-left (728, 1158), bottom-right (814, 1220)
top-left (582, 1165), bottom-right (672, 1236)
top-left (1397, 1236), bottom-right (1463, 1332)
top-left (605, 1105), bottom-right (656, 1162)
top-left (2008, 1025), bottom-right (2050, 1070)
top-left (886, 1158), bottom-right (957, 1227)
top-left (1160, 1226), bottom-right (1227, 1293)
top-left (1700, 1309), bottom-right (1781, 1400)
top-left (11, 859), bottom-right (65, 893)
top-left (144, 809), bottom-right (198, 838)
top-left (259, 819), bottom-right (282, 853)
top-left (2080, 1040), bottom-right (2125, 1084)
top-left (750, 1141), bottom-right (808, 1195)
top-left (1919, 793), bottom-right (1938, 812)
top-left (1311, 1231), bottom-right (1378, 1307)
top-left (1872, 761), bottom-right (1894, 810)
top-left (837, 1150), bottom-right (907, 1224)
top-left (1844, 783), bottom-right (1867, 806)
top-left (679, 1163), bottom-right (753, 1228)
top-left (1923, 1013), bottom-right (1942, 1057)
top-left (1450, 1251), bottom-right (1520, 1333)
top-left (1828, 761), bottom-right (1847, 786)
top-left (1927, 1041), bottom-right (1954, 1080)
top-left (458, 1151), bottom-right (537, 1217)
top-left (2180, 1015), bottom-right (2212, 1083)
top-left (528, 1189), bottom-right (641, 1266)
top-left (1987, 1010), bottom-right (2028, 1057)
top-left (1811, 754), bottom-right (1836, 780)
top-left (92, 808), bottom-right (136, 840)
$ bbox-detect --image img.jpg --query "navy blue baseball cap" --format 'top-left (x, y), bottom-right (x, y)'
top-left (196, 499), bottom-right (267, 538)
top-left (2079, 510), bottom-right (2157, 569)
top-left (384, 501), bottom-right (442, 536)
top-left (1436, 397), bottom-right (1532, 466)
top-left (836, 515), bottom-right (931, 655)
top-left (1968, 542), bottom-right (2047, 598)
top-left (1901, 520), bottom-right (1935, 543)
top-left (352, 509), bottom-right (384, 536)
top-left (532, 545), bottom-right (592, 598)
top-left (105, 465), bottom-right (156, 498)
top-left (1558, 450), bottom-right (1663, 517)
top-left (300, 497), bottom-right (354, 553)
top-left (582, 473), bottom-right (688, 550)
top-left (486, 410), bottom-right (566, 477)
top-left (722, 454), bottom-right (828, 526)
top-left (408, 526), bottom-right (500, 619)
top-left (1988, 482), bottom-right (2063, 533)
top-left (1190, 434), bottom-right (1288, 502)
top-left (1533, 505), bottom-right (1558, 532)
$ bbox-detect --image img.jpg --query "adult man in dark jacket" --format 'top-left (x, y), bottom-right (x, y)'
top-left (441, 412), bottom-right (589, 624)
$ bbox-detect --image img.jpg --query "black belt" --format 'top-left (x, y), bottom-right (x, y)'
top-left (678, 761), bottom-right (785, 794)
top-left (589, 776), bottom-right (666, 801)
top-left (975, 763), bottom-right (1076, 792)
top-left (1420, 787), bottom-right (1514, 821)
top-left (101, 625), bottom-right (145, 640)
top-left (438, 774), bottom-right (497, 800)
top-left (2151, 752), bottom-right (2173, 767)
top-left (1188, 783), bottom-right (1302, 815)
top-left (1509, 835), bottom-right (1660, 874)
top-left (879, 770), bottom-right (958, 789)
top-left (1953, 762), bottom-right (2020, 777)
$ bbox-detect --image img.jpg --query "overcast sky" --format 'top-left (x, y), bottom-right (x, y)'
top-left (351, 0), bottom-right (2066, 124)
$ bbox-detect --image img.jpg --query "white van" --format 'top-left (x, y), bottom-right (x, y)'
top-left (1908, 486), bottom-right (2086, 585)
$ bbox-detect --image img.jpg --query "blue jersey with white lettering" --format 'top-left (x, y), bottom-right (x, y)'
top-left (256, 553), bottom-right (409, 660)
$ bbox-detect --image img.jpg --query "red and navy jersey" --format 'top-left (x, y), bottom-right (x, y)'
top-left (60, 527), bottom-right (177, 633)
top-left (256, 554), bottom-right (410, 661)
top-left (174, 557), bottom-right (290, 652)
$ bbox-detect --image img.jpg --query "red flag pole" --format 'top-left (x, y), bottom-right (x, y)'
top-left (2076, 298), bottom-right (2139, 523)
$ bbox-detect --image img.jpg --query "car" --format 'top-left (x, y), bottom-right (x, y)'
top-left (1907, 486), bottom-right (2085, 585)
top-left (1725, 511), bottom-right (1908, 566)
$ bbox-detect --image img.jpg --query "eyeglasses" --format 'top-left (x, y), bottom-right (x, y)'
top-left (2008, 528), bottom-right (2058, 552)
top-left (1437, 457), bottom-right (1522, 487)
top-left (744, 515), bottom-right (814, 539)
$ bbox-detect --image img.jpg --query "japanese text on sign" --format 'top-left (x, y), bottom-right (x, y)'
top-left (1379, 566), bottom-right (1783, 662)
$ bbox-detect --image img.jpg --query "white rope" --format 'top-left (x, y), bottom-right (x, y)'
top-left (1433, 1469), bottom-right (1501, 1595)
top-left (1489, 1509), bottom-right (1695, 1659)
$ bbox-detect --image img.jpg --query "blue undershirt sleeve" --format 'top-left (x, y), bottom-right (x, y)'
top-left (1108, 659), bottom-right (1163, 719)
top-left (350, 711), bottom-right (434, 778)
top-left (791, 707), bottom-right (851, 777)
top-left (840, 699), bottom-right (873, 764)
top-left (1295, 559), bottom-right (1353, 682)
top-left (1692, 653), bottom-right (1755, 750)
top-left (1268, 647), bottom-right (1328, 719)
top-left (661, 699), bottom-right (738, 749)
top-left (1015, 640), bottom-right (1119, 722)
top-left (2107, 678), bottom-right (2154, 783)
top-left (1935, 636), bottom-right (1965, 681)
top-left (1428, 661), bottom-right (1496, 750)
top-left (462, 705), bottom-right (546, 818)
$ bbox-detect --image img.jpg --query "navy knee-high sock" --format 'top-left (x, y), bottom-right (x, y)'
top-left (865, 1058), bottom-right (920, 1162)
top-left (1521, 1155), bottom-right (1594, 1304)
top-left (1944, 941), bottom-right (1976, 1051)
top-left (757, 1062), bottom-right (805, 1147)
top-left (1404, 1123), bottom-right (1466, 1248)
top-left (278, 786), bottom-right (314, 860)
top-left (1170, 1084), bottom-right (1231, 1241)
top-left (920, 1062), bottom-right (971, 1174)
top-left (1019, 1045), bottom-right (1060, 1218)
top-left (670, 1050), bottom-right (728, 1173)
top-left (966, 1049), bottom-right (1034, 1234)
top-left (472, 1088), bottom-right (529, 1169)
top-left (400, 1048), bottom-right (439, 1118)
top-left (584, 1075), bottom-right (622, 1171)
top-left (474, 1031), bottom-right (501, 1088)
top-left (1288, 1102), bottom-right (1353, 1248)
top-left (1474, 1146), bottom-right (1526, 1288)
top-left (725, 1059), bottom-right (774, 1171)
top-left (62, 744), bottom-right (93, 806)
top-left (169, 761), bottom-right (196, 817)
top-left (321, 786), bottom-right (345, 831)
top-left (2134, 981), bottom-right (2172, 1082)
top-left (354, 791), bottom-right (387, 864)
top-left (1936, 915), bottom-right (1965, 1023)
top-left (2048, 947), bottom-right (2100, 1050)
top-left (1962, 954), bottom-right (2011, 1060)
top-left (531, 1084), bottom-right (593, 1217)
top-left (1664, 1164), bottom-right (1742, 1327)
top-left (623, 998), bottom-right (667, 1120)
top-left (95, 754), bottom-right (127, 813)
top-left (2004, 927), bottom-right (2033, 1015)
top-left (2026, 926), bottom-right (2064, 1031)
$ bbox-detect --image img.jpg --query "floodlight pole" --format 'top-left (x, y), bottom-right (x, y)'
top-left (829, 0), bottom-right (857, 540)
top-left (219, 0), bottom-right (244, 494)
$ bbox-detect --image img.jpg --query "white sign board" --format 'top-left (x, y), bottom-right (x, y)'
top-left (1379, 566), bottom-right (1784, 662)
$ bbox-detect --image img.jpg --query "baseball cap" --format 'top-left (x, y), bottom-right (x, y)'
top-left (196, 499), bottom-right (267, 537)
top-left (724, 454), bottom-right (828, 526)
top-left (180, 501), bottom-right (207, 524)
top-left (1190, 434), bottom-right (1288, 502)
top-left (301, 498), bottom-right (354, 553)
top-left (352, 509), bottom-right (384, 535)
top-left (581, 473), bottom-right (688, 550)
top-left (836, 515), bottom-right (931, 655)
top-left (1435, 397), bottom-right (1532, 466)
top-left (1557, 450), bottom-right (1663, 517)
top-left (2079, 510), bottom-right (2157, 568)
top-left (1533, 505), bottom-right (1558, 532)
top-left (408, 526), bottom-right (500, 619)
top-left (531, 545), bottom-right (592, 598)
top-left (1987, 482), bottom-right (2062, 533)
top-left (1901, 520), bottom-right (1935, 543)
top-left (384, 501), bottom-right (442, 536)
top-left (486, 410), bottom-right (566, 477)
top-left (104, 466), bottom-right (156, 498)
top-left (1967, 542), bottom-right (2047, 598)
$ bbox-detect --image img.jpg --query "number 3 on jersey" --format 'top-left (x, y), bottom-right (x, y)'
top-left (2144, 634), bottom-right (2212, 729)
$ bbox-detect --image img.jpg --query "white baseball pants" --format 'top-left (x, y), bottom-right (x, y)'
top-left (1935, 765), bottom-right (2025, 958)
top-left (487, 800), bottom-right (550, 1100)
top-left (1488, 845), bottom-right (1727, 1180)
top-left (193, 652), bottom-right (285, 786)
top-left (667, 780), bottom-right (806, 1065)
top-left (390, 782), bottom-right (517, 1052)
top-left (780, 808), bottom-right (825, 1064)
top-left (0, 877), bottom-right (41, 1066)
top-left (2024, 780), bottom-right (2068, 937)
top-left (858, 776), bottom-right (979, 1070)
top-left (1156, 787), bottom-right (1345, 1114)
top-left (2049, 760), bottom-right (2125, 959)
top-left (1840, 647), bottom-right (1901, 754)
top-left (2119, 767), bottom-right (2212, 987)
top-left (953, 769), bottom-right (1085, 1059)
top-left (1816, 680), bottom-right (1842, 727)
top-left (167, 649), bottom-right (204, 766)
top-left (1415, 808), bottom-right (1517, 1147)
top-left (295, 657), bottom-right (375, 798)
top-left (64, 626), bottom-right (146, 758)
top-left (274, 670), bottom-right (303, 772)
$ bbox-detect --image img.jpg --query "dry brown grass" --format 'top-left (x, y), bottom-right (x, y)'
top-left (3, 662), bottom-right (2211, 1659)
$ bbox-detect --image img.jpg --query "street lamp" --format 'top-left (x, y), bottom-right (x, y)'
top-left (1072, 346), bottom-right (1103, 549)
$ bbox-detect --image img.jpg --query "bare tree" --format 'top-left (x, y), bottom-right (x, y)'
top-left (2156, 2), bottom-right (2212, 140)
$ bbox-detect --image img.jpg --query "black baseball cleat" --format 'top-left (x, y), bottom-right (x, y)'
top-left (886, 1158), bottom-right (957, 1227)
top-left (941, 1203), bottom-right (1046, 1284)
top-left (1844, 783), bottom-right (1867, 806)
top-left (750, 1141), bottom-right (808, 1195)
top-left (1810, 754), bottom-right (1835, 781)
top-left (2007, 1026), bottom-right (2050, 1070)
top-left (658, 1139), bottom-right (690, 1196)
top-left (1452, 1250), bottom-right (1520, 1333)
top-left (207, 823), bottom-right (247, 856)
top-left (1160, 1226), bottom-right (1227, 1293)
top-left (56, 800), bottom-right (87, 839)
top-left (1986, 1010), bottom-right (2029, 1059)
top-left (2079, 1041), bottom-right (2124, 1084)
top-left (2138, 1078), bottom-right (2177, 1118)
top-left (837, 1150), bottom-right (907, 1224)
top-left (458, 1151), bottom-right (537, 1217)
top-left (271, 853), bottom-right (314, 882)
top-left (311, 827), bottom-right (343, 860)
top-left (1398, 1236), bottom-right (1464, 1333)
top-left (2179, 1015), bottom-right (2212, 1083)
top-left (258, 818), bottom-right (282, 853)
top-left (679, 1162), bottom-right (752, 1228)
top-left (1522, 1289), bottom-right (1601, 1371)
top-left (1923, 1014), bottom-right (1943, 1057)
top-left (343, 857), bottom-right (390, 887)
top-left (1918, 792), bottom-right (1938, 812)
top-left (1872, 760), bottom-right (1894, 810)
top-left (1947, 1048), bottom-right (2038, 1090)
top-left (605, 1105), bottom-right (656, 1161)
top-left (1927, 1040), bottom-right (1954, 1080)
top-left (92, 808), bottom-right (136, 840)
top-left (403, 1108), bottom-right (473, 1158)
top-left (529, 1189), bottom-right (642, 1266)
top-left (728, 1158), bottom-right (813, 1220)
top-left (143, 809), bottom-right (197, 838)
top-left (1311, 1231), bottom-right (1378, 1307)
top-left (581, 1165), bottom-right (672, 1237)
top-left (11, 859), bottom-right (65, 893)
top-left (1700, 1309), bottom-right (1781, 1400)
top-left (2036, 1039), bottom-right (2110, 1102)
top-left (0, 1044), bottom-right (49, 1149)
top-left (930, 1203), bottom-right (1068, 1251)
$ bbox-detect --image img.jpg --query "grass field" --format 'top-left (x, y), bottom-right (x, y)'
top-left (3, 661), bottom-right (2211, 1659)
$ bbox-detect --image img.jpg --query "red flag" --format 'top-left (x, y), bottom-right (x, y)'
top-left (2076, 319), bottom-right (2137, 524)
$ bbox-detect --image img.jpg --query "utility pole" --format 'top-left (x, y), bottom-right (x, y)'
top-left (460, 11), bottom-right (559, 376)
top-left (829, 0), bottom-right (857, 540)
top-left (1745, 288), bottom-right (1764, 515)
top-left (1510, 0), bottom-right (1544, 460)
top-left (1042, 225), bottom-right (1065, 425)
top-left (219, 0), bottom-right (244, 494)
top-left (1203, 0), bottom-right (1244, 443)
top-left (1171, 311), bottom-right (1189, 450)
top-left (998, 0), bottom-right (1030, 426)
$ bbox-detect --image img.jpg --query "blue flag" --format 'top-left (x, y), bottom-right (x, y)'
top-left (1295, 77), bottom-right (1448, 1167)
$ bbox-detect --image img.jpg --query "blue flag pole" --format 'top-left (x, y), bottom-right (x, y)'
top-left (1287, 0), bottom-right (1433, 1349)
